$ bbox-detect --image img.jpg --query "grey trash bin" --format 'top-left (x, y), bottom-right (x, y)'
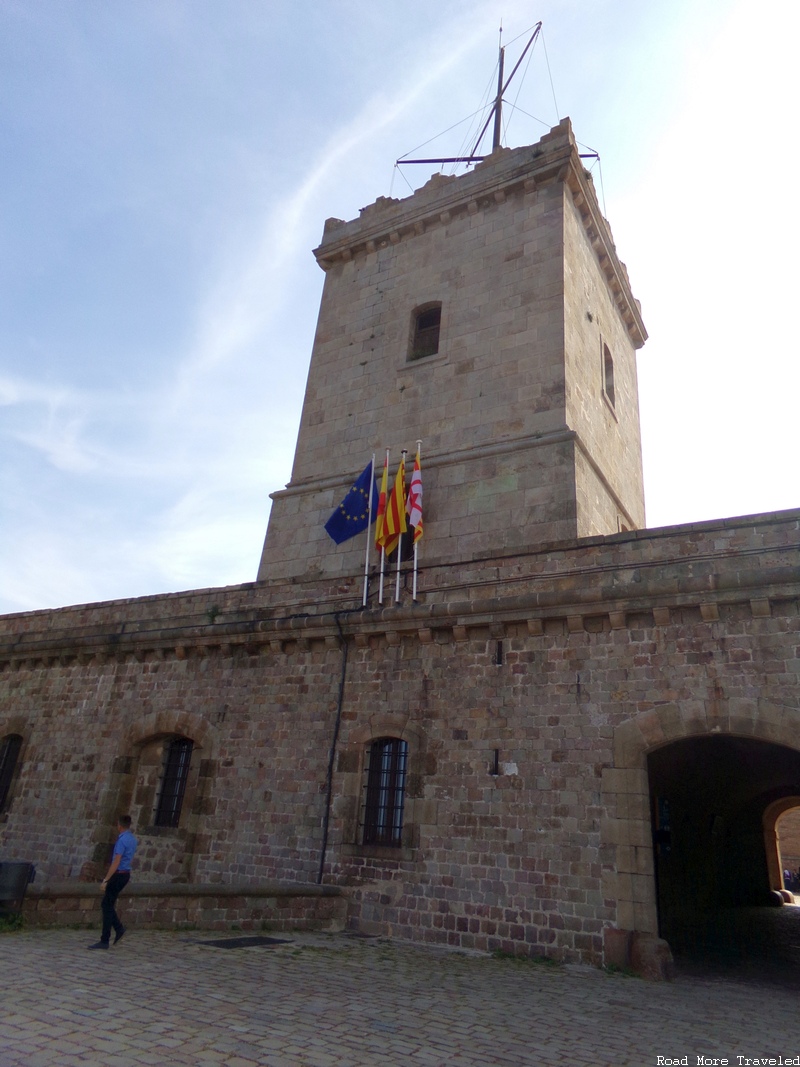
top-left (0, 862), bottom-right (36, 916)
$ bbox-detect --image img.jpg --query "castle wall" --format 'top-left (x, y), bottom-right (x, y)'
top-left (3, 510), bottom-right (798, 965)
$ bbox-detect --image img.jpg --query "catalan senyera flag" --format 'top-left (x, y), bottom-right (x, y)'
top-left (406, 449), bottom-right (423, 543)
top-left (374, 453), bottom-right (389, 551)
top-left (377, 455), bottom-right (407, 556)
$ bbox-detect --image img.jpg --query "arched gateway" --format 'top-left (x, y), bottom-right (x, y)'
top-left (604, 700), bottom-right (800, 972)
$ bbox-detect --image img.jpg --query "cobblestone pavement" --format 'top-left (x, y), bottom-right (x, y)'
top-left (1, 928), bottom-right (798, 1067)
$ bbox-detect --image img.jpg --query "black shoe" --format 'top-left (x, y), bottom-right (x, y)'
top-left (88, 941), bottom-right (109, 950)
top-left (114, 927), bottom-right (126, 945)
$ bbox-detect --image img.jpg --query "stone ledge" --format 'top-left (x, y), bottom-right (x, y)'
top-left (28, 880), bottom-right (344, 899)
top-left (0, 588), bottom-right (797, 668)
top-left (24, 881), bottom-right (348, 932)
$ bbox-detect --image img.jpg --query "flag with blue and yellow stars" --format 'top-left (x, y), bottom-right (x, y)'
top-left (324, 460), bottom-right (379, 544)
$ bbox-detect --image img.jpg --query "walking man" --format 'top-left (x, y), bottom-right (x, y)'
top-left (88, 815), bottom-right (137, 950)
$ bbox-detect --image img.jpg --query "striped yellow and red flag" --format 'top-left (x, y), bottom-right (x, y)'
top-left (377, 454), bottom-right (407, 556)
top-left (374, 452), bottom-right (389, 551)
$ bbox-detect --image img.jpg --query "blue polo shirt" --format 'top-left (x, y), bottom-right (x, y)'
top-left (113, 829), bottom-right (137, 872)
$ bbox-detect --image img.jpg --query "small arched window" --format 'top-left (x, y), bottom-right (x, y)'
top-left (0, 734), bottom-right (23, 813)
top-left (362, 737), bottom-right (408, 846)
top-left (409, 303), bottom-right (442, 361)
top-left (154, 737), bottom-right (194, 828)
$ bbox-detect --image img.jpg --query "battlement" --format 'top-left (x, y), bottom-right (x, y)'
top-left (314, 120), bottom-right (645, 349)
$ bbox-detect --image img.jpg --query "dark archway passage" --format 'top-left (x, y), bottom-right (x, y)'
top-left (648, 735), bottom-right (800, 985)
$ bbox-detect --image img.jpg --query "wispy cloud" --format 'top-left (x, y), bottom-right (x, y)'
top-left (174, 5), bottom-right (495, 385)
top-left (0, 374), bottom-right (97, 472)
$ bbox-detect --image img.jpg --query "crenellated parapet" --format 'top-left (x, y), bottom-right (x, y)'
top-left (314, 119), bottom-right (646, 349)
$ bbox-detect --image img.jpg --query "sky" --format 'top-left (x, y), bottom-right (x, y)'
top-left (0, 0), bottom-right (797, 615)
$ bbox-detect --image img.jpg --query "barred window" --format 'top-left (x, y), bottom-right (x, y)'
top-left (362, 737), bottom-right (408, 847)
top-left (154, 737), bottom-right (194, 828)
top-left (0, 734), bottom-right (22, 813)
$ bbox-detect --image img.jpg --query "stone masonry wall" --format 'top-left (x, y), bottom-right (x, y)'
top-left (326, 593), bottom-right (798, 961)
top-left (778, 808), bottom-right (800, 873)
top-left (24, 884), bottom-right (346, 933)
top-left (0, 646), bottom-right (342, 886)
top-left (1, 510), bottom-right (798, 965)
top-left (261, 167), bottom-right (568, 581)
top-left (563, 184), bottom-right (645, 533)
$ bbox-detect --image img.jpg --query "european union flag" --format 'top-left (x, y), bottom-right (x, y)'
top-left (324, 461), bottom-right (379, 544)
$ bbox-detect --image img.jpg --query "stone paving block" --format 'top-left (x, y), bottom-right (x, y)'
top-left (2, 919), bottom-right (800, 1067)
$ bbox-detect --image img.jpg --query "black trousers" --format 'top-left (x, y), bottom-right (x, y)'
top-left (100, 871), bottom-right (130, 943)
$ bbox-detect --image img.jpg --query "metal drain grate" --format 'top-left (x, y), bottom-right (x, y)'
top-left (199, 936), bottom-right (292, 949)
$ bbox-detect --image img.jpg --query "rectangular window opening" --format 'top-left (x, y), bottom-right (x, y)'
top-left (361, 738), bottom-right (408, 847)
top-left (154, 737), bottom-right (194, 828)
top-left (409, 304), bottom-right (441, 361)
top-left (0, 735), bottom-right (22, 812)
top-left (602, 342), bottom-right (616, 407)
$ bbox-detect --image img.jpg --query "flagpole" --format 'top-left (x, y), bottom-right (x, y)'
top-left (362, 452), bottom-right (375, 607)
top-left (395, 450), bottom-right (407, 604)
top-left (378, 449), bottom-right (389, 605)
top-left (412, 439), bottom-right (422, 601)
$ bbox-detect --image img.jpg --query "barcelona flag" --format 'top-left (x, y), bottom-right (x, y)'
top-left (324, 461), bottom-right (379, 544)
top-left (406, 449), bottom-right (423, 543)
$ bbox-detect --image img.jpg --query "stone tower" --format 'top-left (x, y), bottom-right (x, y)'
top-left (258, 118), bottom-right (646, 583)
